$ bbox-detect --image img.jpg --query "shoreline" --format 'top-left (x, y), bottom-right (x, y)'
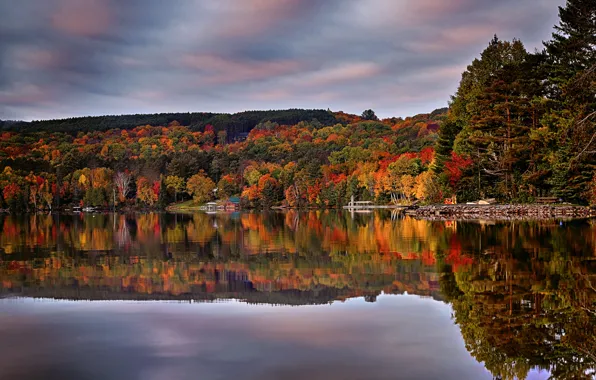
top-left (407, 204), bottom-right (594, 220)
top-left (2, 204), bottom-right (595, 221)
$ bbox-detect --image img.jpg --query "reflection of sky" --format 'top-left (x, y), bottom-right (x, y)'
top-left (0, 294), bottom-right (497, 380)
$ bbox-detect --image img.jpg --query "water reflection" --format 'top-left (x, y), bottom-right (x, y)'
top-left (0, 211), bottom-right (595, 379)
top-left (0, 296), bottom-right (491, 380)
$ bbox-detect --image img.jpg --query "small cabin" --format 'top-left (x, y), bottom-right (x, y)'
top-left (223, 196), bottom-right (241, 211)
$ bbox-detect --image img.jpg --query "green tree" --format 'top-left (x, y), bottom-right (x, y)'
top-left (451, 38), bottom-right (539, 199)
top-left (433, 118), bottom-right (462, 173)
top-left (361, 109), bottom-right (378, 121)
top-left (544, 0), bottom-right (596, 202)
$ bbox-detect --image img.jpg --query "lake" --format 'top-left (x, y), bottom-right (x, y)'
top-left (0, 211), bottom-right (594, 380)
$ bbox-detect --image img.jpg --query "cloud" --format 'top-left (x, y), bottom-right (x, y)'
top-left (206, 0), bottom-right (314, 38)
top-left (0, 0), bottom-right (566, 120)
top-left (294, 62), bottom-right (383, 88)
top-left (0, 83), bottom-right (56, 107)
top-left (51, 0), bottom-right (112, 37)
top-left (181, 54), bottom-right (305, 85)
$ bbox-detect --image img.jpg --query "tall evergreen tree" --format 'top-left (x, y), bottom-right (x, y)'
top-left (468, 59), bottom-right (533, 197)
top-left (449, 38), bottom-right (533, 199)
top-left (433, 118), bottom-right (462, 173)
top-left (544, 0), bottom-right (596, 202)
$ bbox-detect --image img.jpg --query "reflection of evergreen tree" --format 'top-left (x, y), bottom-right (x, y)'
top-left (439, 245), bottom-right (596, 380)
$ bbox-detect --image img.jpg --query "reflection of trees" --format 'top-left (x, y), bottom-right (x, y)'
top-left (0, 249), bottom-right (442, 305)
top-left (0, 211), bottom-right (447, 305)
top-left (0, 211), bottom-right (459, 260)
top-left (1, 213), bottom-right (596, 377)
top-left (441, 239), bottom-right (596, 380)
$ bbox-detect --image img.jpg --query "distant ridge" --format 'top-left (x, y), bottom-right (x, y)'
top-left (0, 109), bottom-right (340, 138)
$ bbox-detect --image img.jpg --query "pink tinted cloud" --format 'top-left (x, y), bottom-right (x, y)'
top-left (113, 56), bottom-right (149, 68)
top-left (0, 84), bottom-right (56, 107)
top-left (51, 0), bottom-right (111, 37)
top-left (405, 0), bottom-right (475, 21)
top-left (210, 0), bottom-right (308, 38)
top-left (181, 54), bottom-right (304, 85)
top-left (296, 62), bottom-right (383, 88)
top-left (128, 90), bottom-right (167, 102)
top-left (407, 24), bottom-right (497, 53)
top-left (249, 89), bottom-right (292, 101)
top-left (354, 0), bottom-right (477, 29)
top-left (13, 48), bottom-right (63, 70)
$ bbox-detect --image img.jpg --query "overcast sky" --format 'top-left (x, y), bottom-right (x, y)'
top-left (0, 0), bottom-right (564, 121)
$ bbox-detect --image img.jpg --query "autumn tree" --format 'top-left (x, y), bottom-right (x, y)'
top-left (2, 183), bottom-right (22, 210)
top-left (26, 173), bottom-right (43, 210)
top-left (137, 177), bottom-right (159, 206)
top-left (165, 175), bottom-right (185, 203)
top-left (415, 171), bottom-right (442, 204)
top-left (397, 175), bottom-right (416, 204)
top-left (257, 173), bottom-right (282, 208)
top-left (114, 171), bottom-right (132, 203)
top-left (186, 171), bottom-right (215, 204)
top-left (216, 174), bottom-right (239, 199)
top-left (40, 179), bottom-right (54, 210)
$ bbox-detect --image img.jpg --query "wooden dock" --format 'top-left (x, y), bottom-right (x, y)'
top-left (343, 200), bottom-right (407, 210)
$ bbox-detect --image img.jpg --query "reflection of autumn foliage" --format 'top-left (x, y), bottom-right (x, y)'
top-left (0, 212), bottom-right (453, 302)
top-left (443, 237), bottom-right (474, 271)
top-left (0, 253), bottom-right (442, 303)
top-left (2, 212), bottom-right (596, 380)
top-left (2, 214), bottom-right (596, 315)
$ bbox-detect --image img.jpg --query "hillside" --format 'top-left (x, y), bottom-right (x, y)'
top-left (0, 108), bottom-right (447, 211)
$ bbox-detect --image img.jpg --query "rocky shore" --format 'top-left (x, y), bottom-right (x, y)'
top-left (408, 204), bottom-right (594, 220)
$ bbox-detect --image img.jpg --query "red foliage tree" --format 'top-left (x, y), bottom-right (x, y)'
top-left (3, 183), bottom-right (20, 202)
top-left (419, 147), bottom-right (435, 165)
top-left (444, 152), bottom-right (473, 187)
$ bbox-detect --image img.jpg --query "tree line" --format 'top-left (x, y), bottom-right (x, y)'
top-left (1, 109), bottom-right (339, 139)
top-left (0, 109), bottom-right (445, 211)
top-left (433, 0), bottom-right (595, 203)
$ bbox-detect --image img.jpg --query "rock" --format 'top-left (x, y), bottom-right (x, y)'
top-left (411, 204), bottom-right (592, 220)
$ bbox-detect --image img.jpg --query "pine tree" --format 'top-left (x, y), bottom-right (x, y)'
top-left (361, 109), bottom-right (378, 121)
top-left (450, 38), bottom-right (533, 199)
top-left (544, 0), bottom-right (596, 202)
top-left (433, 118), bottom-right (462, 173)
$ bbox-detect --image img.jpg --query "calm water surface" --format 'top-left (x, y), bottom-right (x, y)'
top-left (0, 211), bottom-right (594, 380)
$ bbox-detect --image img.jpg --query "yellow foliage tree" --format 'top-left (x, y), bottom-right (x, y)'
top-left (165, 175), bottom-right (185, 202)
top-left (415, 171), bottom-right (443, 204)
top-left (398, 175), bottom-right (416, 204)
top-left (186, 172), bottom-right (215, 204)
top-left (137, 177), bottom-right (158, 206)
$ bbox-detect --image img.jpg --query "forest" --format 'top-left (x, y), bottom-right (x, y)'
top-left (0, 109), bottom-right (445, 211)
top-left (0, 0), bottom-right (594, 211)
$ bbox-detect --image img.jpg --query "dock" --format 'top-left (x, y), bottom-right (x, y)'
top-left (343, 199), bottom-right (407, 210)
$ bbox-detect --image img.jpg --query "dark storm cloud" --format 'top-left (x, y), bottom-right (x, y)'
top-left (0, 0), bottom-right (564, 120)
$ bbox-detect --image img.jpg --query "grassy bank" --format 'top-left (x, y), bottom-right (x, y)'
top-left (166, 200), bottom-right (203, 212)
